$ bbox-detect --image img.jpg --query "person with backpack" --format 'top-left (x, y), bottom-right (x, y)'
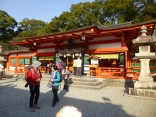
top-left (26, 61), bottom-right (42, 112)
top-left (25, 65), bottom-right (33, 87)
top-left (50, 64), bottom-right (61, 107)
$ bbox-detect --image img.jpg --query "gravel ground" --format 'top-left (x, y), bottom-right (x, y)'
top-left (0, 78), bottom-right (156, 117)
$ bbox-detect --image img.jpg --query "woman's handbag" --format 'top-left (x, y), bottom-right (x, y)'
top-left (47, 81), bottom-right (52, 88)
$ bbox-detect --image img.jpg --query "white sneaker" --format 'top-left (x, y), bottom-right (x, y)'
top-left (30, 107), bottom-right (35, 112)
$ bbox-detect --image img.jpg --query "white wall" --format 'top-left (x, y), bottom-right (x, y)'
top-left (89, 43), bottom-right (121, 49)
top-left (10, 54), bottom-right (17, 56)
top-left (90, 36), bottom-right (120, 42)
top-left (18, 53), bottom-right (34, 56)
top-left (37, 48), bottom-right (55, 53)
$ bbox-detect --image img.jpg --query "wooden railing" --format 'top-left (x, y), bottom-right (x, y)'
top-left (89, 65), bottom-right (98, 76)
top-left (10, 65), bottom-right (47, 73)
top-left (89, 66), bottom-right (156, 80)
top-left (15, 65), bottom-right (26, 74)
top-left (39, 66), bottom-right (46, 73)
top-left (96, 67), bottom-right (124, 79)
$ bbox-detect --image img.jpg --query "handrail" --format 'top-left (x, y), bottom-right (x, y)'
top-left (15, 65), bottom-right (26, 74)
top-left (96, 67), bottom-right (124, 79)
top-left (95, 67), bottom-right (156, 80)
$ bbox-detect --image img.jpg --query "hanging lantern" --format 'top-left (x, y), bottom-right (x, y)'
top-left (75, 53), bottom-right (79, 56)
top-left (66, 54), bottom-right (71, 56)
top-left (59, 53), bottom-right (63, 56)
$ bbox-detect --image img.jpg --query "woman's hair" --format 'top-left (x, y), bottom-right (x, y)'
top-left (53, 64), bottom-right (58, 70)
top-left (56, 106), bottom-right (82, 117)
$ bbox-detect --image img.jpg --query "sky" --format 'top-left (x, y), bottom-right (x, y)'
top-left (0, 0), bottom-right (95, 23)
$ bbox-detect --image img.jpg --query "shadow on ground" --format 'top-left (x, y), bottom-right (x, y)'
top-left (0, 80), bottom-right (136, 117)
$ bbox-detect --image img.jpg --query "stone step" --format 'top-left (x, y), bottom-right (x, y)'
top-left (129, 88), bottom-right (156, 98)
top-left (102, 79), bottom-right (135, 87)
top-left (41, 75), bottom-right (105, 90)
top-left (69, 83), bottom-right (107, 90)
top-left (70, 78), bottom-right (105, 90)
top-left (69, 77), bottom-right (97, 82)
top-left (72, 80), bottom-right (103, 86)
top-left (12, 74), bottom-right (135, 89)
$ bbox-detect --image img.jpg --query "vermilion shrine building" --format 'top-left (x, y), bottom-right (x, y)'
top-left (6, 19), bottom-right (156, 80)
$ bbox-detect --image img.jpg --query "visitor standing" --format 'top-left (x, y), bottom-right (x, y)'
top-left (57, 59), bottom-right (66, 74)
top-left (73, 58), bottom-right (77, 76)
top-left (76, 57), bottom-right (82, 77)
top-left (26, 61), bottom-right (42, 112)
top-left (62, 66), bottom-right (71, 91)
top-left (50, 65), bottom-right (61, 107)
top-left (48, 63), bottom-right (53, 74)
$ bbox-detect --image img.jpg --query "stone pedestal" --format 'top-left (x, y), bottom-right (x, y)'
top-left (129, 88), bottom-right (156, 98)
top-left (138, 59), bottom-right (153, 82)
top-left (134, 81), bottom-right (156, 89)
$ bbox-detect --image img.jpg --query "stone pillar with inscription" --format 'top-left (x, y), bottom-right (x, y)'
top-left (132, 25), bottom-right (156, 89)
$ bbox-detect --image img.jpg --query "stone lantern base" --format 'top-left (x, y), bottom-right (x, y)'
top-left (129, 81), bottom-right (156, 98)
top-left (129, 87), bottom-right (156, 98)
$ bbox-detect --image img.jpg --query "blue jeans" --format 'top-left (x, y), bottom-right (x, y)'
top-left (77, 67), bottom-right (81, 77)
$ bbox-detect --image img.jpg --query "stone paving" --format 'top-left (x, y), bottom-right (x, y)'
top-left (0, 78), bottom-right (156, 117)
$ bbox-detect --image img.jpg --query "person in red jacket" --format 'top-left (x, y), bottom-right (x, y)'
top-left (26, 60), bottom-right (42, 112)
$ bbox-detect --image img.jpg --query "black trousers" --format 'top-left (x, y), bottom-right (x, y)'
top-left (52, 86), bottom-right (59, 105)
top-left (29, 84), bottom-right (40, 108)
top-left (63, 79), bottom-right (69, 90)
top-left (73, 67), bottom-right (77, 76)
top-left (0, 71), bottom-right (3, 79)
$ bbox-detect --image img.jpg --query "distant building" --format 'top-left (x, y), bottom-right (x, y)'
top-left (6, 19), bottom-right (156, 79)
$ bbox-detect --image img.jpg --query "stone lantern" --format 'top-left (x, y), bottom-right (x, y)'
top-left (132, 25), bottom-right (156, 90)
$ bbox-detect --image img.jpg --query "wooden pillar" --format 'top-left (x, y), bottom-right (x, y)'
top-left (125, 51), bottom-right (128, 68)
top-left (121, 31), bottom-right (125, 42)
top-left (127, 50), bottom-right (131, 68)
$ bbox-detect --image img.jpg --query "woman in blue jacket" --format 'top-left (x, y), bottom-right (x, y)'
top-left (50, 65), bottom-right (61, 107)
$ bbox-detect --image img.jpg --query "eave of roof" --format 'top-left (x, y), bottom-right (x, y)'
top-left (11, 19), bottom-right (156, 47)
top-left (4, 49), bottom-right (32, 54)
top-left (100, 19), bottom-right (156, 30)
top-left (0, 53), bottom-right (8, 56)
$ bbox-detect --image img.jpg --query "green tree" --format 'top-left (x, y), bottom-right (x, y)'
top-left (0, 10), bottom-right (17, 42)
top-left (12, 0), bottom-right (156, 38)
top-left (0, 10), bottom-right (17, 50)
top-left (43, 1), bottom-right (107, 33)
top-left (102, 0), bottom-right (138, 24)
top-left (37, 16), bottom-right (61, 35)
top-left (17, 18), bottom-right (46, 39)
top-left (134, 0), bottom-right (156, 22)
top-left (69, 2), bottom-right (104, 28)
